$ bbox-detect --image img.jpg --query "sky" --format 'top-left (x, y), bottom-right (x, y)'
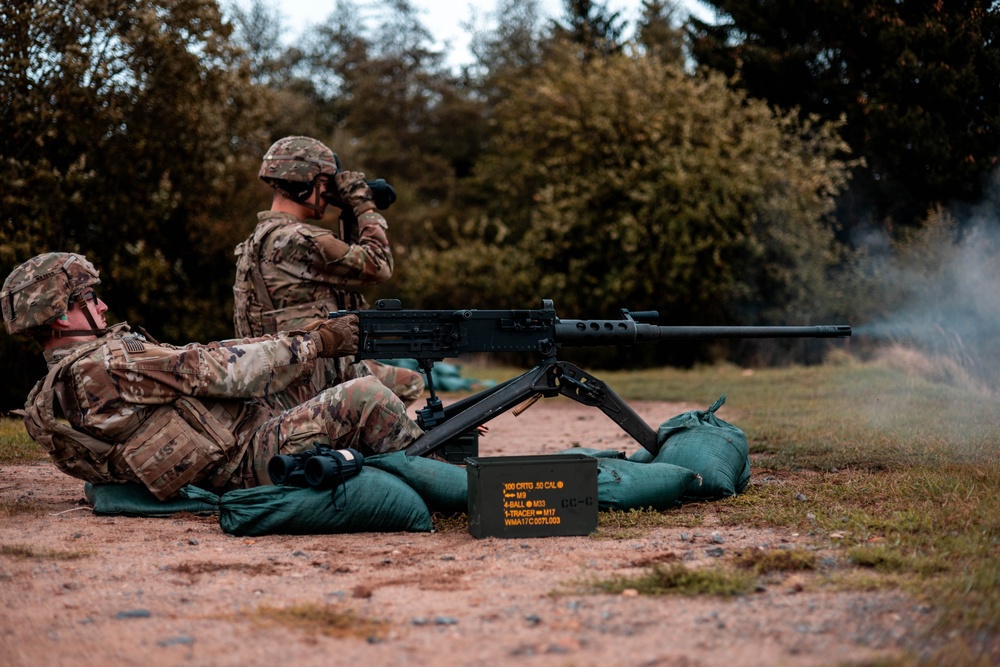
top-left (226, 0), bottom-right (715, 69)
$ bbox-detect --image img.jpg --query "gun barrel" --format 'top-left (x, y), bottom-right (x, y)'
top-left (555, 320), bottom-right (851, 346)
top-left (641, 324), bottom-right (852, 340)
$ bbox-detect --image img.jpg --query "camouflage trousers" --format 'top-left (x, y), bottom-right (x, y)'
top-left (365, 360), bottom-right (424, 407)
top-left (244, 376), bottom-right (424, 486)
top-left (271, 357), bottom-right (423, 412)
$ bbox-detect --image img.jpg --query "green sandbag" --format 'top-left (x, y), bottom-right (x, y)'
top-left (556, 447), bottom-right (627, 459)
top-left (365, 451), bottom-right (468, 514)
top-left (654, 395), bottom-right (750, 499)
top-left (85, 482), bottom-right (218, 517)
top-left (558, 449), bottom-right (697, 510)
top-left (627, 448), bottom-right (654, 463)
top-left (595, 458), bottom-right (700, 511)
top-left (182, 468), bottom-right (433, 536)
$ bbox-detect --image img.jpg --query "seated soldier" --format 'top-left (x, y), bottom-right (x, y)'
top-left (1, 252), bottom-right (424, 500)
top-left (233, 135), bottom-right (424, 408)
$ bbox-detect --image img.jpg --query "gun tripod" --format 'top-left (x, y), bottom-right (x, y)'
top-left (404, 356), bottom-right (659, 458)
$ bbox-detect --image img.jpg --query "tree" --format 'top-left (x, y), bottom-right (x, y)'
top-left (288, 0), bottom-right (489, 252)
top-left (468, 0), bottom-right (547, 100)
top-left (0, 0), bottom-right (264, 409)
top-left (227, 0), bottom-right (288, 88)
top-left (636, 0), bottom-right (686, 66)
top-left (689, 1), bottom-right (1000, 230)
top-left (407, 45), bottom-right (852, 343)
top-left (550, 0), bottom-right (628, 58)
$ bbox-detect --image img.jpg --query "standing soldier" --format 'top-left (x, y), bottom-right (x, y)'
top-left (233, 136), bottom-right (423, 407)
top-left (2, 253), bottom-right (423, 499)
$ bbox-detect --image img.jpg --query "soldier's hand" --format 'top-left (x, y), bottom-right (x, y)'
top-left (335, 171), bottom-right (376, 216)
top-left (303, 316), bottom-right (359, 357)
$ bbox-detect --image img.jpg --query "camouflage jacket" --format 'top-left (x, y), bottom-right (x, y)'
top-left (24, 324), bottom-right (324, 496)
top-left (233, 210), bottom-right (393, 337)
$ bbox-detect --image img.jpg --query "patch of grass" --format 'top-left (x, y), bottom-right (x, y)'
top-left (0, 418), bottom-right (44, 464)
top-left (253, 603), bottom-right (388, 641)
top-left (598, 362), bottom-right (999, 641)
top-left (826, 569), bottom-right (908, 592)
top-left (431, 512), bottom-right (468, 533)
top-left (847, 544), bottom-right (948, 575)
top-left (591, 562), bottom-right (755, 597)
top-left (606, 363), bottom-right (1000, 471)
top-left (0, 500), bottom-right (45, 517)
top-left (928, 556), bottom-right (1000, 639)
top-left (852, 642), bottom-right (999, 667)
top-left (0, 543), bottom-right (93, 560)
top-left (733, 547), bottom-right (817, 574)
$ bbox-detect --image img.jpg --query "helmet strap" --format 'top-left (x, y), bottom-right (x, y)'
top-left (43, 295), bottom-right (108, 338)
top-left (78, 296), bottom-right (104, 332)
top-left (275, 181), bottom-right (326, 216)
top-left (44, 328), bottom-right (109, 338)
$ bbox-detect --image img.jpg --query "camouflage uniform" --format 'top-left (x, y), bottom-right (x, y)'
top-left (29, 328), bottom-right (421, 499)
top-left (4, 253), bottom-right (423, 500)
top-left (233, 136), bottom-right (423, 406)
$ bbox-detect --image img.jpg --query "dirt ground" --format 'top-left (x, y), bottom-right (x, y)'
top-left (0, 397), bottom-right (939, 667)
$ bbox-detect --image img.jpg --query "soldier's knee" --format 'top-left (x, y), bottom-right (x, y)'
top-left (353, 375), bottom-right (402, 404)
top-left (396, 376), bottom-right (425, 405)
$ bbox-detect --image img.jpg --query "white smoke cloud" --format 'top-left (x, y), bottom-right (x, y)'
top-left (853, 170), bottom-right (1000, 392)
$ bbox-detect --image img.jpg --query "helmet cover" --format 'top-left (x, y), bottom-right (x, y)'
top-left (1, 253), bottom-right (101, 335)
top-left (258, 136), bottom-right (339, 185)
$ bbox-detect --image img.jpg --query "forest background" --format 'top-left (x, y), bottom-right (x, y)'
top-left (2, 0), bottom-right (1000, 411)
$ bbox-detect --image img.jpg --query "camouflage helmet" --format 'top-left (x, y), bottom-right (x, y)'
top-left (1, 252), bottom-right (101, 335)
top-left (258, 136), bottom-right (339, 185)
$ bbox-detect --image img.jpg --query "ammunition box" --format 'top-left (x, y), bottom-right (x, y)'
top-left (466, 454), bottom-right (598, 539)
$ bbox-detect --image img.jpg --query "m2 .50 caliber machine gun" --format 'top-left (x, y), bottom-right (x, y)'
top-left (330, 300), bottom-right (851, 458)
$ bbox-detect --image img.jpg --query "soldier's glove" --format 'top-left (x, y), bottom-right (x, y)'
top-left (303, 316), bottom-right (359, 357)
top-left (334, 170), bottom-right (377, 217)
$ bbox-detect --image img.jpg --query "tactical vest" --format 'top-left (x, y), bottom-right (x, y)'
top-left (22, 339), bottom-right (119, 484)
top-left (23, 335), bottom-right (251, 500)
top-left (233, 217), bottom-right (366, 337)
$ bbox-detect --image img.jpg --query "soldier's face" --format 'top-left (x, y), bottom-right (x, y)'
top-left (65, 290), bottom-right (108, 330)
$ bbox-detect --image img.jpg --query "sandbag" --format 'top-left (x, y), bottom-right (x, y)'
top-left (627, 448), bottom-right (654, 463)
top-left (654, 395), bottom-right (750, 499)
top-left (365, 451), bottom-right (468, 514)
top-left (594, 458), bottom-right (700, 511)
top-left (556, 449), bottom-right (698, 510)
top-left (556, 447), bottom-right (627, 459)
top-left (85, 482), bottom-right (218, 517)
top-left (183, 467), bottom-right (433, 536)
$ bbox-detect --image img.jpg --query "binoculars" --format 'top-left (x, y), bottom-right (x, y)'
top-left (366, 179), bottom-right (397, 210)
top-left (320, 178), bottom-right (397, 211)
top-left (267, 446), bottom-right (364, 490)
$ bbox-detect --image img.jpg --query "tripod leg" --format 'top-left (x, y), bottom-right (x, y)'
top-left (405, 365), bottom-right (554, 457)
top-left (551, 362), bottom-right (660, 456)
